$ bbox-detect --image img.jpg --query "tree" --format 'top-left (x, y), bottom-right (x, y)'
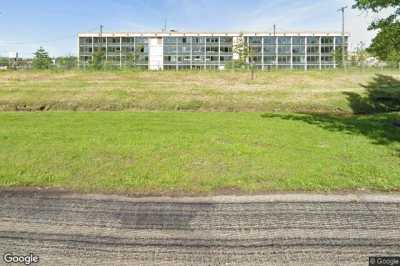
top-left (367, 22), bottom-right (400, 66)
top-left (32, 47), bottom-right (53, 70)
top-left (90, 50), bottom-right (105, 70)
top-left (126, 52), bottom-right (136, 68)
top-left (353, 0), bottom-right (400, 66)
top-left (55, 56), bottom-right (77, 69)
top-left (0, 57), bottom-right (8, 67)
top-left (353, 0), bottom-right (400, 30)
top-left (232, 34), bottom-right (251, 69)
top-left (230, 34), bottom-right (256, 79)
top-left (351, 42), bottom-right (369, 68)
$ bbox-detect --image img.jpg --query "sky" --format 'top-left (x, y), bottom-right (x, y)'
top-left (0, 0), bottom-right (391, 58)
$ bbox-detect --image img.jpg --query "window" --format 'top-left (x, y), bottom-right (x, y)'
top-left (264, 37), bottom-right (276, 45)
top-left (321, 46), bottom-right (334, 54)
top-left (164, 37), bottom-right (176, 44)
top-left (164, 46), bottom-right (176, 54)
top-left (178, 45), bottom-right (191, 54)
top-left (307, 37), bottom-right (319, 45)
top-left (192, 46), bottom-right (205, 53)
top-left (206, 46), bottom-right (219, 53)
top-left (263, 56), bottom-right (276, 64)
top-left (321, 37), bottom-right (334, 44)
top-left (278, 37), bottom-right (291, 45)
top-left (220, 37), bottom-right (233, 44)
top-left (206, 37), bottom-right (219, 44)
top-left (80, 37), bottom-right (92, 45)
top-left (249, 36), bottom-right (262, 45)
top-left (278, 46), bottom-right (291, 55)
top-left (220, 56), bottom-right (232, 62)
top-left (321, 56), bottom-right (333, 64)
top-left (122, 37), bottom-right (134, 44)
top-left (135, 37), bottom-right (148, 44)
top-left (307, 46), bottom-right (319, 54)
top-left (264, 46), bottom-right (276, 55)
top-left (192, 37), bottom-right (205, 44)
top-left (278, 56), bottom-right (291, 64)
top-left (307, 56), bottom-right (319, 63)
top-left (193, 55), bottom-right (204, 62)
top-left (292, 37), bottom-right (305, 45)
top-left (109, 37), bottom-right (119, 44)
top-left (250, 56), bottom-right (262, 63)
top-left (250, 46), bottom-right (262, 54)
top-left (292, 46), bottom-right (305, 55)
top-left (220, 46), bottom-right (232, 53)
top-left (293, 56), bottom-right (305, 64)
top-left (335, 36), bottom-right (348, 45)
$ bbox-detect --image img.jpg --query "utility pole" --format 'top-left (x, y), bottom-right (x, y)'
top-left (99, 25), bottom-right (104, 66)
top-left (337, 6), bottom-right (347, 71)
top-left (99, 25), bottom-right (104, 50)
top-left (273, 24), bottom-right (277, 69)
top-left (162, 18), bottom-right (167, 32)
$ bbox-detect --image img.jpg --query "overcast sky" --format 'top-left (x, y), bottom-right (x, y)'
top-left (0, 0), bottom-right (390, 58)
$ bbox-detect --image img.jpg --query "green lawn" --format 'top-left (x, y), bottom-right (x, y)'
top-left (0, 69), bottom-right (398, 113)
top-left (1, 112), bottom-right (399, 195)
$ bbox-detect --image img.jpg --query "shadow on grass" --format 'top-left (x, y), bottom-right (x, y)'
top-left (344, 74), bottom-right (400, 114)
top-left (262, 74), bottom-right (400, 146)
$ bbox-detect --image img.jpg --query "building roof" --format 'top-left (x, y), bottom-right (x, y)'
top-left (78, 31), bottom-right (350, 38)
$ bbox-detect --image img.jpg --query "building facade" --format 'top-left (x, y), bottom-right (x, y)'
top-left (78, 32), bottom-right (349, 70)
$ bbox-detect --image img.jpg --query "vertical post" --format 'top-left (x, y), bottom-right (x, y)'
top-left (105, 36), bottom-right (108, 65)
top-left (290, 36), bottom-right (293, 70)
top-left (305, 36), bottom-right (308, 71)
top-left (91, 36), bottom-right (94, 67)
top-left (99, 25), bottom-right (104, 67)
top-left (275, 35), bottom-right (278, 70)
top-left (342, 9), bottom-right (346, 71)
top-left (77, 35), bottom-right (80, 69)
top-left (261, 36), bottom-right (264, 71)
top-left (176, 37), bottom-right (178, 71)
top-left (190, 36), bottom-right (193, 70)
top-left (338, 6), bottom-right (348, 71)
top-left (120, 36), bottom-right (122, 68)
top-left (333, 36), bottom-right (336, 69)
top-left (218, 36), bottom-right (221, 70)
top-left (319, 36), bottom-right (322, 70)
top-left (204, 37), bottom-right (207, 70)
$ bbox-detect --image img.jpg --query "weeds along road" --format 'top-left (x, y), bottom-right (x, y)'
top-left (0, 191), bottom-right (399, 265)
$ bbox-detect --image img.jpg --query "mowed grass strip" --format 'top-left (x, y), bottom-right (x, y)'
top-left (0, 69), bottom-right (398, 113)
top-left (1, 112), bottom-right (399, 194)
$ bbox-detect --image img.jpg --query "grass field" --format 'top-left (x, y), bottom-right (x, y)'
top-left (0, 69), bottom-right (399, 113)
top-left (1, 112), bottom-right (399, 195)
top-left (0, 69), bottom-right (399, 194)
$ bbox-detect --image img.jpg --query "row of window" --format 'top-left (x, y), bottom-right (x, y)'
top-left (250, 55), bottom-right (334, 64)
top-left (80, 36), bottom-right (348, 46)
top-left (164, 55), bottom-right (233, 63)
top-left (79, 56), bottom-right (148, 64)
top-left (79, 46), bottom-right (148, 54)
top-left (248, 36), bottom-right (348, 45)
top-left (164, 37), bottom-right (233, 44)
top-left (163, 45), bottom-right (232, 54)
top-left (79, 37), bottom-right (148, 45)
top-left (252, 46), bottom-right (337, 55)
top-left (81, 56), bottom-right (334, 65)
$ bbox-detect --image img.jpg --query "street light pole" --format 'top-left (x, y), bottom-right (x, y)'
top-left (337, 6), bottom-right (348, 71)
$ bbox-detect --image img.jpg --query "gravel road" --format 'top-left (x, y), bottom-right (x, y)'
top-left (0, 191), bottom-right (399, 265)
